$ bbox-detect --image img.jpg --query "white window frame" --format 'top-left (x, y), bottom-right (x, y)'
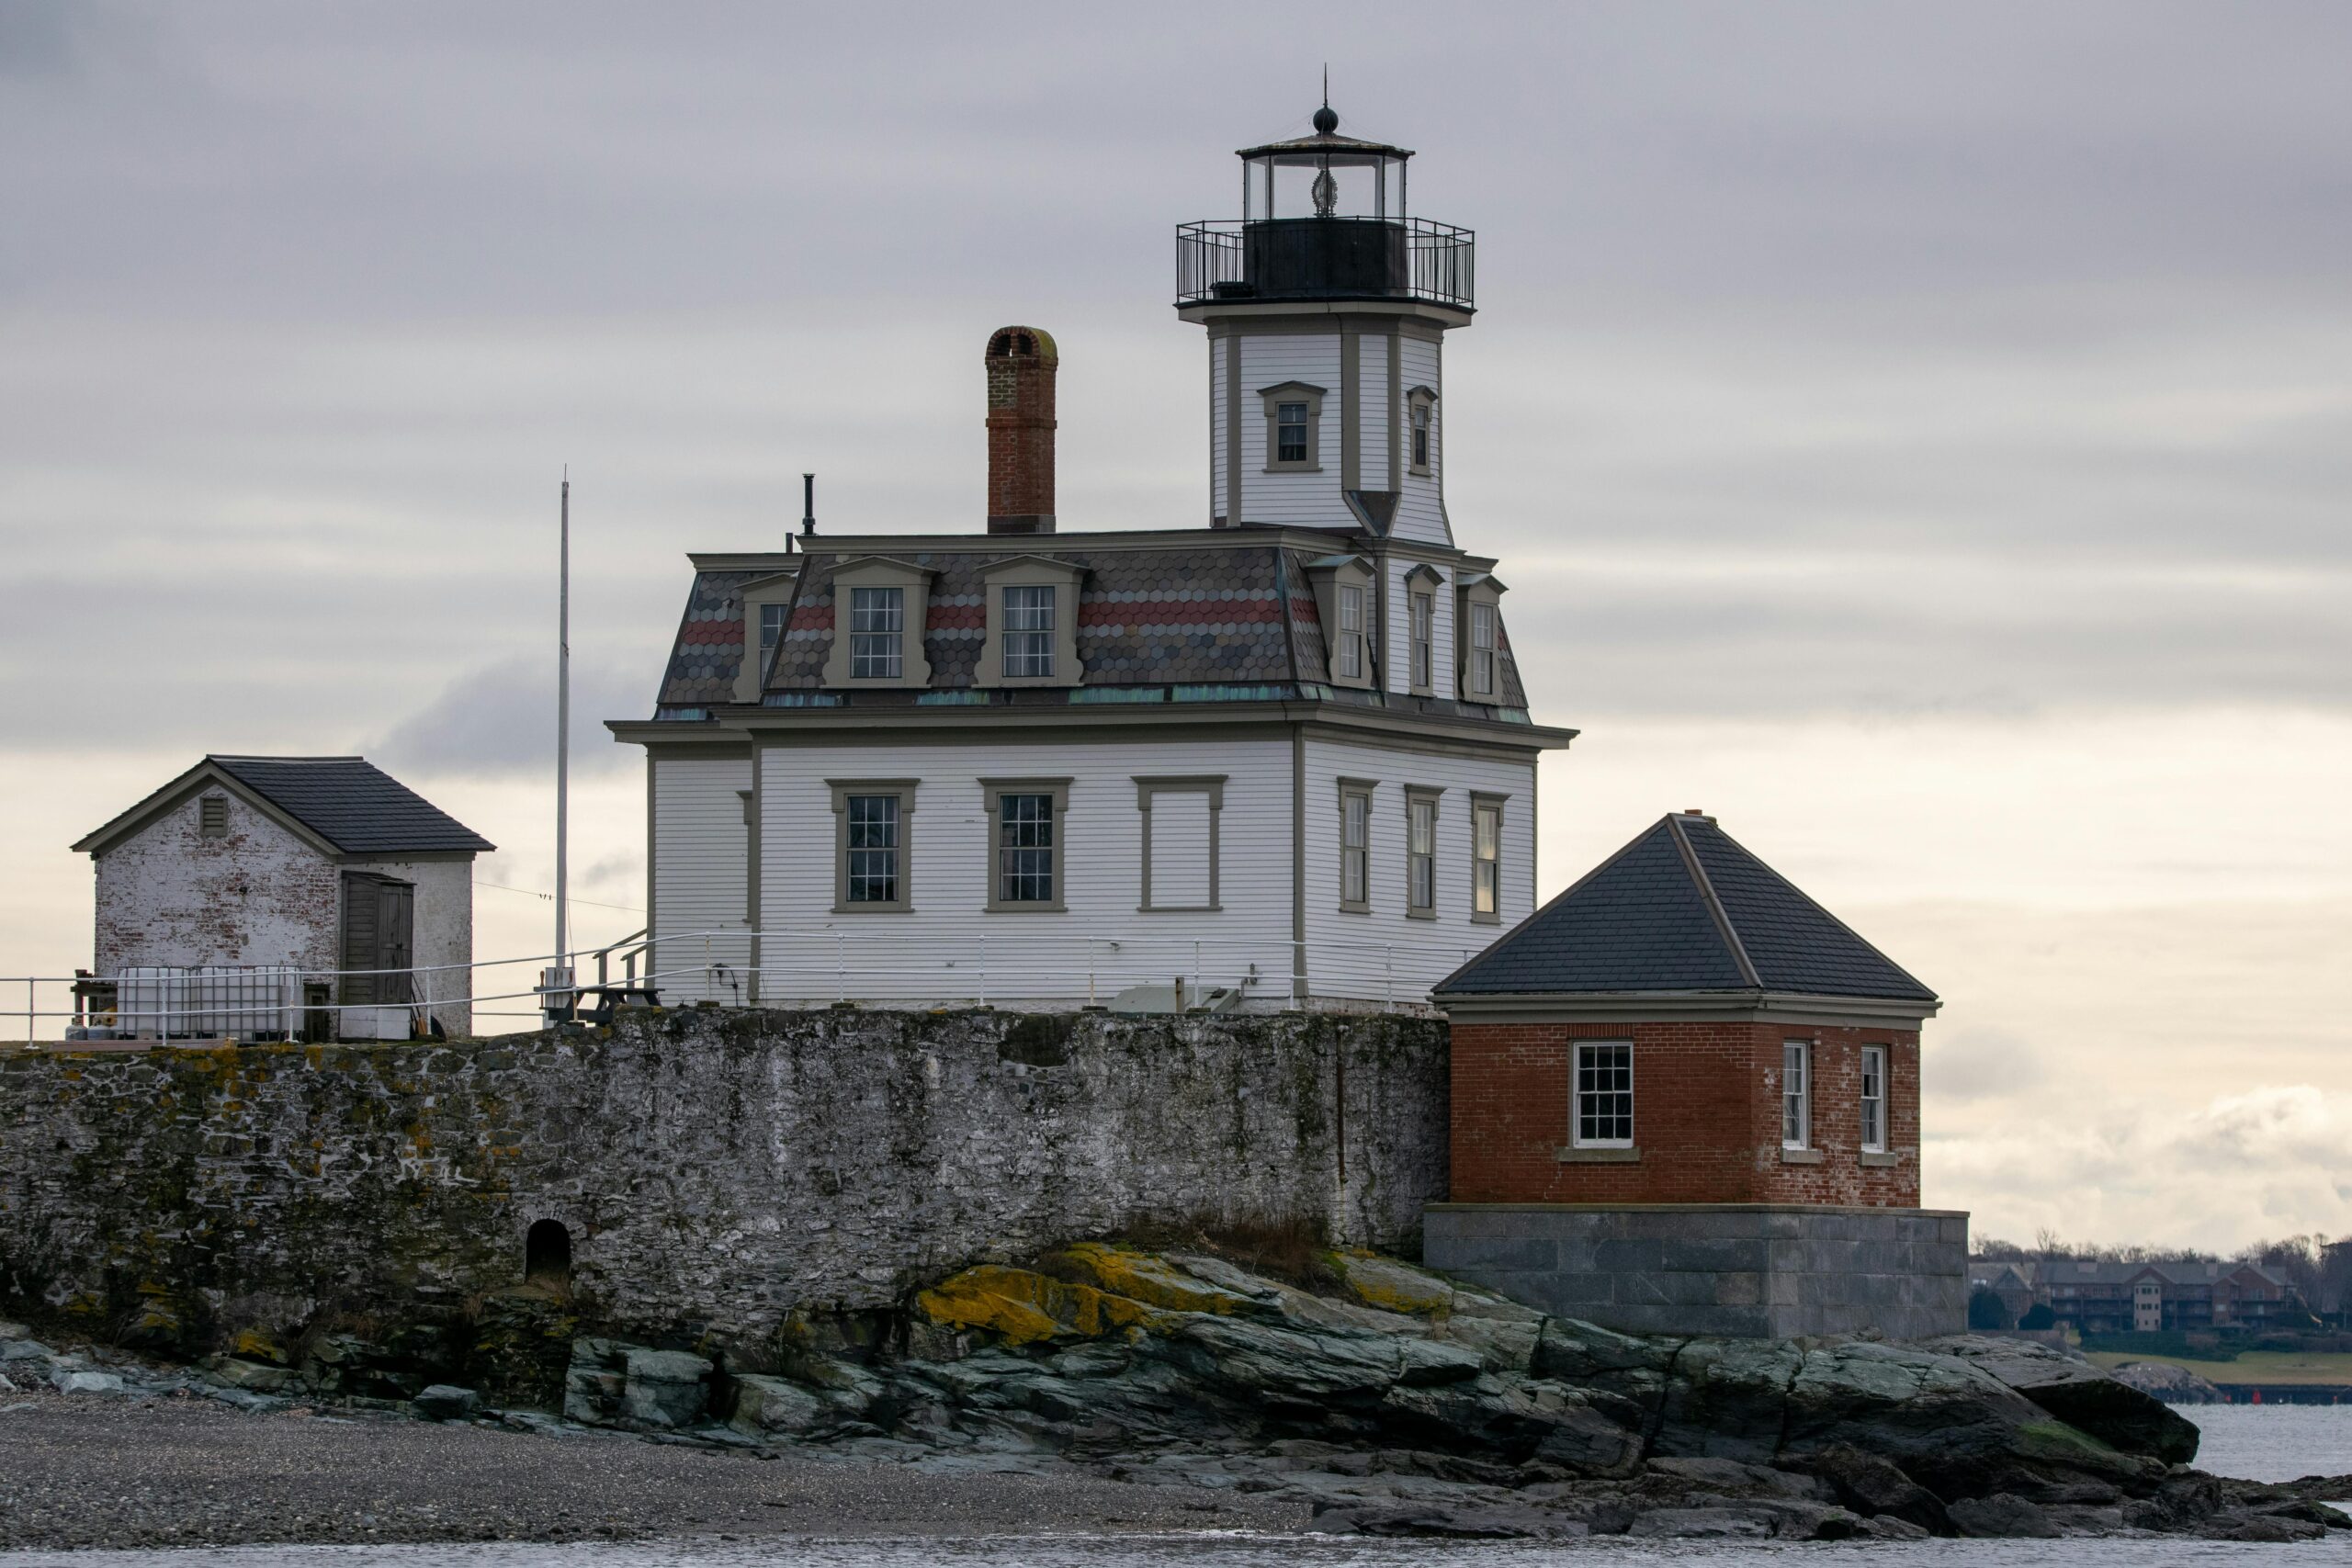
top-left (1470, 795), bottom-right (1504, 924)
top-left (1338, 779), bottom-right (1374, 914)
top-left (1404, 786), bottom-right (1440, 919)
top-left (1782, 1041), bottom-right (1812, 1150)
top-left (1469, 601), bottom-right (1498, 697)
top-left (1337, 584), bottom-right (1365, 681)
top-left (1859, 1044), bottom-right (1888, 1153)
top-left (1572, 1041), bottom-right (1634, 1149)
top-left (1000, 584), bottom-right (1056, 680)
top-left (849, 586), bottom-right (904, 680)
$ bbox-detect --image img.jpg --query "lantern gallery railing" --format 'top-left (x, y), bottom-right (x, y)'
top-left (1176, 217), bottom-right (1475, 310)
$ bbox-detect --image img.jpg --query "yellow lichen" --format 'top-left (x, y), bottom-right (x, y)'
top-left (914, 1264), bottom-right (1171, 1346)
top-left (1052, 1243), bottom-right (1249, 1315)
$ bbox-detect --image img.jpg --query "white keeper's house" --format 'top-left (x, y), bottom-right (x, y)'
top-left (608, 103), bottom-right (1577, 1011)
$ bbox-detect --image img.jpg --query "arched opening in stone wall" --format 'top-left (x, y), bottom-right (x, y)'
top-left (525, 1219), bottom-right (572, 1288)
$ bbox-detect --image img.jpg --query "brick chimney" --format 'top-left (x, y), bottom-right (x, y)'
top-left (985, 325), bottom-right (1057, 534)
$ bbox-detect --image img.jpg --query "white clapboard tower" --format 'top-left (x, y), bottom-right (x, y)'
top-left (1176, 97), bottom-right (1474, 547)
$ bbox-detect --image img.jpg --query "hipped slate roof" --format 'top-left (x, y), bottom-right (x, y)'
top-left (1436, 812), bottom-right (1935, 1003)
top-left (75, 756), bottom-right (494, 857)
top-left (652, 536), bottom-right (1529, 714)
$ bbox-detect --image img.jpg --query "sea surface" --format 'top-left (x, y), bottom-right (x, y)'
top-left (5, 1407), bottom-right (2345, 1568)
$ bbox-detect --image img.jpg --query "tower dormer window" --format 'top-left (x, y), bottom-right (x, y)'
top-left (1407, 387), bottom-right (1438, 476)
top-left (1258, 381), bottom-right (1325, 473)
top-left (849, 586), bottom-right (904, 679)
top-left (1277, 403), bottom-right (1307, 464)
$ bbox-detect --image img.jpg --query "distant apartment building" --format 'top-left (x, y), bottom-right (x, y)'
top-left (2039, 1258), bottom-right (2290, 1336)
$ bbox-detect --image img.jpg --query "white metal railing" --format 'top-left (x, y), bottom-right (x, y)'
top-left (4, 925), bottom-right (1487, 1043)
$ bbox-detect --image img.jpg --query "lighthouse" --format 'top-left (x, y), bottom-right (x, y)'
top-left (1175, 97), bottom-right (1475, 545)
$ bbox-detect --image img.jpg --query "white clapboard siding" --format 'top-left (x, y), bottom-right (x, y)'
top-left (1392, 335), bottom-right (1448, 545)
top-left (1358, 330), bottom-right (1391, 484)
top-left (1236, 332), bottom-right (1344, 525)
top-left (1209, 335), bottom-right (1229, 517)
top-left (757, 738), bottom-right (1294, 1009)
top-left (1147, 790), bottom-right (1214, 908)
top-left (650, 753), bottom-right (755, 1003)
top-left (1300, 734), bottom-right (1535, 1004)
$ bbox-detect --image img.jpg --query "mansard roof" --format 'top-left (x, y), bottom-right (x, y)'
top-left (648, 526), bottom-right (1529, 719)
top-left (1436, 812), bottom-right (1936, 1006)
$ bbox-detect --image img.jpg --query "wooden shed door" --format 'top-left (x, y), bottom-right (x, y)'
top-left (340, 874), bottom-right (415, 1007)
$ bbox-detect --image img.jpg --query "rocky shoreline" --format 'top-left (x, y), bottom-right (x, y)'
top-left (5, 1245), bottom-right (2348, 1550)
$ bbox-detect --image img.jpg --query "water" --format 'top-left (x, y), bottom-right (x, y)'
top-left (5, 1408), bottom-right (2344, 1568)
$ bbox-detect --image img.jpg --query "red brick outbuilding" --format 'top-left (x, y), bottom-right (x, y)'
top-left (1431, 811), bottom-right (1939, 1208)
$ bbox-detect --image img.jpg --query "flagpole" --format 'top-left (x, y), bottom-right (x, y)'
top-left (556, 470), bottom-right (571, 966)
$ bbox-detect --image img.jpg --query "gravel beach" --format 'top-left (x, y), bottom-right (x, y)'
top-left (0, 1387), bottom-right (1306, 1553)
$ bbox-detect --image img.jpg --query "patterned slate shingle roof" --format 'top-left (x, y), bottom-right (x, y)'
top-left (648, 536), bottom-right (1532, 715)
top-left (1437, 813), bottom-right (1934, 1002)
top-left (208, 757), bottom-right (494, 855)
top-left (659, 569), bottom-right (766, 709)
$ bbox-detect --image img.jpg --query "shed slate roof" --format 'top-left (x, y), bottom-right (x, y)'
top-left (1436, 813), bottom-right (1935, 1003)
top-left (207, 757), bottom-right (494, 855)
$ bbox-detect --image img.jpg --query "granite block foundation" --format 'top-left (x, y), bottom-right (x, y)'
top-left (1423, 1202), bottom-right (1969, 1339)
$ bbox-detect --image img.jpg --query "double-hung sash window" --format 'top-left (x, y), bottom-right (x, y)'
top-left (1276, 401), bottom-right (1309, 465)
top-left (996, 792), bottom-right (1056, 905)
top-left (1860, 1045), bottom-right (1888, 1153)
top-left (1340, 785), bottom-right (1372, 911)
top-left (1574, 1043), bottom-right (1634, 1148)
top-left (1407, 794), bottom-right (1437, 916)
top-left (1001, 585), bottom-right (1056, 679)
top-left (849, 586), bottom-right (905, 679)
top-left (1410, 592), bottom-right (1433, 691)
top-left (1410, 401), bottom-right (1431, 469)
top-left (1472, 800), bottom-right (1501, 919)
top-left (1337, 585), bottom-right (1365, 680)
top-left (845, 795), bottom-right (902, 905)
top-left (1782, 1042), bottom-right (1812, 1148)
top-left (758, 603), bottom-right (788, 666)
top-left (1469, 602), bottom-right (1498, 696)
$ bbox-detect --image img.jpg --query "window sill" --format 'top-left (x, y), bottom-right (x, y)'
top-left (1470, 913), bottom-right (1500, 926)
top-left (1780, 1147), bottom-right (1825, 1165)
top-left (1859, 1150), bottom-right (1900, 1168)
top-left (1405, 908), bottom-right (1436, 921)
top-left (831, 905), bottom-right (913, 916)
top-left (1137, 904), bottom-right (1222, 915)
top-left (1263, 464), bottom-right (1324, 475)
top-left (1556, 1145), bottom-right (1640, 1163)
top-left (1338, 903), bottom-right (1372, 917)
top-left (983, 902), bottom-right (1068, 915)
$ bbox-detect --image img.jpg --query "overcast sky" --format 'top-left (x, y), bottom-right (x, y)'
top-left (3, 1), bottom-right (2346, 1252)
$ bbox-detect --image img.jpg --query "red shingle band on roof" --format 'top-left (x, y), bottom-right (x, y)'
top-left (1079, 597), bottom-right (1284, 627)
top-left (680, 621), bottom-right (744, 646)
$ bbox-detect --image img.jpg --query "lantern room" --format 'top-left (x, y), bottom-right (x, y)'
top-left (1176, 100), bottom-right (1474, 310)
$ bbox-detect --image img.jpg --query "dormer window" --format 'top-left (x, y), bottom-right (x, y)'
top-left (1337, 585), bottom-right (1366, 680)
top-left (850, 586), bottom-right (904, 679)
top-left (978, 555), bottom-right (1085, 688)
top-left (1001, 585), bottom-right (1056, 679)
top-left (821, 558), bottom-right (933, 689)
top-left (1306, 552), bottom-right (1377, 691)
top-left (1470, 602), bottom-right (1497, 697)
top-left (1258, 381), bottom-right (1326, 473)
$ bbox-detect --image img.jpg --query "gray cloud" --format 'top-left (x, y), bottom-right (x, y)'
top-left (369, 657), bottom-right (647, 778)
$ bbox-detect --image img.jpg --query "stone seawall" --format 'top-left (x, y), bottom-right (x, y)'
top-left (0, 1008), bottom-right (1446, 1355)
